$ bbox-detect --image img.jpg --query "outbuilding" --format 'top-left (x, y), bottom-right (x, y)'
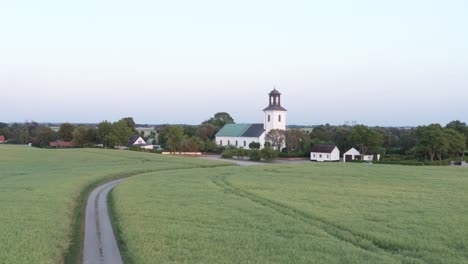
top-left (0, 135), bottom-right (5, 143)
top-left (343, 147), bottom-right (360, 162)
top-left (310, 144), bottom-right (340, 162)
top-left (127, 135), bottom-right (154, 150)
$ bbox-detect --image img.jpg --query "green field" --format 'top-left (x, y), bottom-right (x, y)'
top-left (0, 145), bottom-right (227, 264)
top-left (111, 163), bottom-right (468, 264)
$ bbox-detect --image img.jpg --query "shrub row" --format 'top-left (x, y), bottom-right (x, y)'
top-left (221, 147), bottom-right (278, 161)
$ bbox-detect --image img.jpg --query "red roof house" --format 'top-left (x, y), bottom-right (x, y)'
top-left (49, 141), bottom-right (73, 148)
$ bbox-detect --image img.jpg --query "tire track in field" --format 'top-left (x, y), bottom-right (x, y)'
top-left (210, 174), bottom-right (426, 264)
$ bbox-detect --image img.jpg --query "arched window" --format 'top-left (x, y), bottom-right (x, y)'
top-left (220, 140), bottom-right (223, 145)
top-left (236, 140), bottom-right (238, 146)
top-left (278, 115), bottom-right (282, 122)
top-left (268, 115), bottom-right (271, 122)
top-left (228, 140), bottom-right (230, 145)
top-left (244, 141), bottom-right (246, 147)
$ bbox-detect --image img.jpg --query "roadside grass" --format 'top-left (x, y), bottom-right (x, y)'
top-left (111, 163), bottom-right (468, 264)
top-left (0, 145), bottom-right (229, 264)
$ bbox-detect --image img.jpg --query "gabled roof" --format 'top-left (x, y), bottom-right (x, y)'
top-left (242, 124), bottom-right (265, 137)
top-left (127, 135), bottom-right (146, 146)
top-left (344, 147), bottom-right (360, 155)
top-left (311, 144), bottom-right (338, 153)
top-left (215, 124), bottom-right (265, 138)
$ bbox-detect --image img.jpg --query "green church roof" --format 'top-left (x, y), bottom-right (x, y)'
top-left (215, 124), bottom-right (251, 137)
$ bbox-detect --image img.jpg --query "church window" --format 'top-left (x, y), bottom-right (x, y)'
top-left (268, 115), bottom-right (271, 122)
top-left (244, 141), bottom-right (246, 147)
top-left (220, 140), bottom-right (223, 145)
top-left (236, 140), bottom-right (238, 146)
top-left (279, 115), bottom-right (282, 122)
top-left (228, 140), bottom-right (230, 145)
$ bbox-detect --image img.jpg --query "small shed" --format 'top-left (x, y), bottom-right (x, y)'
top-left (0, 135), bottom-right (5, 143)
top-left (343, 148), bottom-right (360, 162)
top-left (310, 145), bottom-right (340, 162)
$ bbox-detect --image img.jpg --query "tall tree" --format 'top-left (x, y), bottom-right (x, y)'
top-left (196, 123), bottom-right (218, 141)
top-left (73, 126), bottom-right (91, 147)
top-left (164, 125), bottom-right (185, 152)
top-left (97, 121), bottom-right (113, 147)
top-left (266, 129), bottom-right (286, 151)
top-left (204, 112), bottom-right (235, 129)
top-left (112, 120), bottom-right (133, 146)
top-left (444, 128), bottom-right (465, 158)
top-left (349, 125), bottom-right (384, 156)
top-left (285, 129), bottom-right (304, 152)
top-left (446, 120), bottom-right (468, 149)
top-left (58, 123), bottom-right (75, 141)
top-left (414, 124), bottom-right (448, 161)
top-left (121, 117), bottom-right (137, 132)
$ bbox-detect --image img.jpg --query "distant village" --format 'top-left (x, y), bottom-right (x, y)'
top-left (0, 89), bottom-right (467, 165)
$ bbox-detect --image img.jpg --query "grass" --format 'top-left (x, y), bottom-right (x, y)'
top-left (111, 163), bottom-right (468, 264)
top-left (0, 145), bottom-right (228, 264)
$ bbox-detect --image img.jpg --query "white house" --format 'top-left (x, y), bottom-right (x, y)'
top-left (215, 88), bottom-right (287, 149)
top-left (343, 147), bottom-right (360, 162)
top-left (127, 135), bottom-right (154, 150)
top-left (343, 147), bottom-right (381, 162)
top-left (310, 145), bottom-right (340, 162)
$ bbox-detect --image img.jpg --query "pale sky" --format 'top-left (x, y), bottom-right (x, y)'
top-left (1, 0), bottom-right (467, 126)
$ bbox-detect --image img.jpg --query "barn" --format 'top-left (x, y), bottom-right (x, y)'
top-left (310, 145), bottom-right (340, 162)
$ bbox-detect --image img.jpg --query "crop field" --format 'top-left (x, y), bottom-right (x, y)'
top-left (111, 163), bottom-right (468, 264)
top-left (0, 145), bottom-right (227, 264)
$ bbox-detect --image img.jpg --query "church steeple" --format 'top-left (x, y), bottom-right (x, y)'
top-left (263, 88), bottom-right (287, 134)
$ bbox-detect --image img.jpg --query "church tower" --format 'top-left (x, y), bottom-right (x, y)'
top-left (263, 88), bottom-right (287, 134)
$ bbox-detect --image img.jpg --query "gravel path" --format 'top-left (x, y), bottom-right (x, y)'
top-left (83, 179), bottom-right (123, 264)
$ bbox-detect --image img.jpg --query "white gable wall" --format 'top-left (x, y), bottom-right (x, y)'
top-left (343, 148), bottom-right (360, 162)
top-left (310, 147), bottom-right (340, 162)
top-left (131, 136), bottom-right (146, 146)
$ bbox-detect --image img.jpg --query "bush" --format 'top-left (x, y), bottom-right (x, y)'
top-left (261, 147), bottom-right (278, 161)
top-left (249, 142), bottom-right (261, 149)
top-left (249, 150), bottom-right (262, 161)
top-left (221, 149), bottom-right (234, 159)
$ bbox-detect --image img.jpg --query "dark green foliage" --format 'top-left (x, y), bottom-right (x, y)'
top-left (204, 112), bottom-right (235, 129)
top-left (249, 142), bottom-right (261, 149)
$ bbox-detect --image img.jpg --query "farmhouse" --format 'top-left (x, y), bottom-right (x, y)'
top-left (215, 89), bottom-right (287, 149)
top-left (127, 135), bottom-right (154, 150)
top-left (310, 144), bottom-right (340, 162)
top-left (0, 135), bottom-right (5, 143)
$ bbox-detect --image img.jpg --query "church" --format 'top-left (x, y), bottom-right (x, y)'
top-left (215, 89), bottom-right (287, 149)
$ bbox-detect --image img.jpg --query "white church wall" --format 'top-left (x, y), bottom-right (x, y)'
top-left (216, 136), bottom-right (265, 149)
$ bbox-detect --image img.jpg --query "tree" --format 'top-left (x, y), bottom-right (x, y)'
top-left (181, 136), bottom-right (203, 152)
top-left (112, 120), bottom-right (133, 146)
top-left (204, 112), bottom-right (235, 129)
top-left (33, 127), bottom-right (58, 147)
top-left (58, 123), bottom-right (75, 141)
top-left (349, 125), bottom-right (384, 156)
top-left (121, 117), bottom-right (137, 132)
top-left (164, 125), bottom-right (185, 152)
top-left (446, 120), bottom-right (468, 149)
top-left (196, 123), bottom-right (218, 141)
top-left (97, 121), bottom-right (113, 147)
top-left (414, 124), bottom-right (448, 161)
top-left (444, 128), bottom-right (465, 158)
top-left (73, 126), bottom-right (91, 147)
top-left (266, 129), bottom-right (286, 151)
top-left (261, 146), bottom-right (278, 160)
top-left (285, 129), bottom-right (305, 152)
